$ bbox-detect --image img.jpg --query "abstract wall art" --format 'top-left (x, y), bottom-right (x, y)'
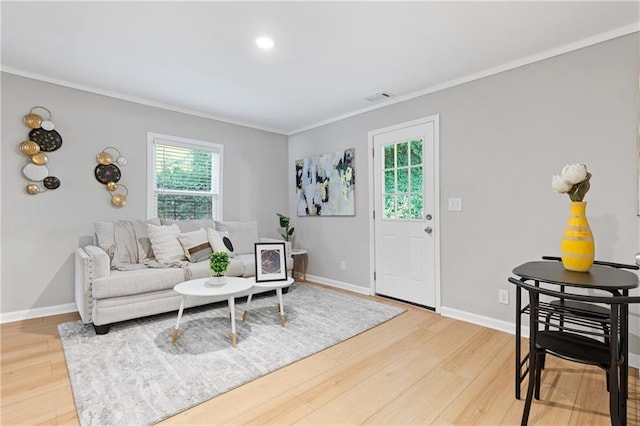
top-left (296, 148), bottom-right (355, 216)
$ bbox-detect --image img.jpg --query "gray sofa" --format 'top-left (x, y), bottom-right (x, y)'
top-left (75, 218), bottom-right (292, 334)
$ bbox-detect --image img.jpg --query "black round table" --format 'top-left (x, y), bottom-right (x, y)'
top-left (513, 261), bottom-right (638, 291)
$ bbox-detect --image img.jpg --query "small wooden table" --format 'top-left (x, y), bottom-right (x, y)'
top-left (242, 277), bottom-right (295, 327)
top-left (291, 248), bottom-right (308, 281)
top-left (172, 277), bottom-right (253, 347)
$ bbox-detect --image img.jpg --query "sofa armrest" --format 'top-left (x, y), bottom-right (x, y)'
top-left (75, 245), bottom-right (111, 324)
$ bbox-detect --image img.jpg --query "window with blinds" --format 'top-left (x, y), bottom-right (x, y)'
top-left (148, 133), bottom-right (223, 220)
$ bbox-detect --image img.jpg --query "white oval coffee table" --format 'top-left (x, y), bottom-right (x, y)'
top-left (172, 277), bottom-right (253, 347)
top-left (242, 277), bottom-right (295, 327)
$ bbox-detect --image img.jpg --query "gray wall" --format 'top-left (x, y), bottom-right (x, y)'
top-left (1, 73), bottom-right (288, 313)
top-left (289, 34), bottom-right (640, 352)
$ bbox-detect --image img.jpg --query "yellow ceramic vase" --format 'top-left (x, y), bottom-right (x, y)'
top-left (560, 201), bottom-right (594, 272)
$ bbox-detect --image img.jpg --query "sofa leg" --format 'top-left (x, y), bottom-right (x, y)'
top-left (94, 324), bottom-right (111, 335)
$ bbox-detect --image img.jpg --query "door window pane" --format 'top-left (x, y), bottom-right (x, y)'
top-left (397, 195), bottom-right (409, 219)
top-left (410, 166), bottom-right (422, 192)
top-left (384, 194), bottom-right (395, 218)
top-left (410, 194), bottom-right (423, 219)
top-left (410, 139), bottom-right (423, 166)
top-left (397, 168), bottom-right (408, 193)
top-left (397, 142), bottom-right (409, 167)
top-left (384, 170), bottom-right (396, 193)
top-left (384, 145), bottom-right (395, 169)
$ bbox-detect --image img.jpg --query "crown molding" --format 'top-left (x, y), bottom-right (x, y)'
top-left (288, 23), bottom-right (640, 135)
top-left (0, 66), bottom-right (288, 135)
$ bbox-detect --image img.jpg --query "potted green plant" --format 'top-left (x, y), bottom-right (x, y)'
top-left (209, 251), bottom-right (230, 286)
top-left (276, 213), bottom-right (295, 242)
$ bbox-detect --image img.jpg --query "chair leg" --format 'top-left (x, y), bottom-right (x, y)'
top-left (535, 352), bottom-right (544, 400)
top-left (608, 365), bottom-right (619, 425)
top-left (521, 350), bottom-right (537, 426)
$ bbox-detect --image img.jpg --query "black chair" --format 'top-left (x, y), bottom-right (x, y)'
top-left (509, 276), bottom-right (639, 426)
top-left (539, 256), bottom-right (638, 375)
top-left (515, 258), bottom-right (639, 399)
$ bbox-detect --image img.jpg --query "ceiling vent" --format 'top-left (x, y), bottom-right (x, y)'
top-left (365, 92), bottom-right (394, 102)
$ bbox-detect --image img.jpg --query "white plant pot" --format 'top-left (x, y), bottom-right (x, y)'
top-left (208, 275), bottom-right (227, 286)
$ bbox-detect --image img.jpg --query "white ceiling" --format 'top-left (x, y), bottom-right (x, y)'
top-left (2, 1), bottom-right (639, 135)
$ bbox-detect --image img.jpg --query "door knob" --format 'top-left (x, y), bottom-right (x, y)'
top-left (424, 227), bottom-right (433, 234)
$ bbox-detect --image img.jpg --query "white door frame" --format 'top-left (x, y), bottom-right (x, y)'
top-left (367, 114), bottom-right (441, 312)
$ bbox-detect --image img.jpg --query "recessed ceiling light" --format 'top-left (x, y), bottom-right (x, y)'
top-left (256, 37), bottom-right (274, 50)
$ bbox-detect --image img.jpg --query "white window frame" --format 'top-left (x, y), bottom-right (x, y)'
top-left (146, 132), bottom-right (224, 220)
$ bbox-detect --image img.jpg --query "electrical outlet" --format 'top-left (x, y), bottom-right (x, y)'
top-left (498, 289), bottom-right (509, 305)
top-left (448, 198), bottom-right (463, 211)
top-left (340, 261), bottom-right (346, 271)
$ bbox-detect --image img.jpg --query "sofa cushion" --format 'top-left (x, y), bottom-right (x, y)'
top-left (215, 221), bottom-right (259, 255)
top-left (177, 228), bottom-right (212, 262)
top-left (92, 267), bottom-right (186, 299)
top-left (147, 223), bottom-right (186, 264)
top-left (207, 228), bottom-right (235, 258)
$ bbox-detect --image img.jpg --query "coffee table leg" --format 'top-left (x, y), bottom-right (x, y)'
top-left (172, 296), bottom-right (186, 344)
top-left (276, 288), bottom-right (285, 327)
top-left (229, 296), bottom-right (237, 347)
top-left (243, 291), bottom-right (254, 321)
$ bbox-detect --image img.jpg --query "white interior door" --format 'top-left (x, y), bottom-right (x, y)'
top-left (371, 117), bottom-right (438, 308)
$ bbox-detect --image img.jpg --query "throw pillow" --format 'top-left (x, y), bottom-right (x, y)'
top-left (207, 228), bottom-right (235, 258)
top-left (147, 223), bottom-right (186, 264)
top-left (177, 228), bottom-right (212, 262)
top-left (214, 221), bottom-right (259, 255)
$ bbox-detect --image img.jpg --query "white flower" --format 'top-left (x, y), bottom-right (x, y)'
top-left (551, 175), bottom-right (572, 193)
top-left (561, 163), bottom-right (587, 185)
top-left (552, 163), bottom-right (592, 202)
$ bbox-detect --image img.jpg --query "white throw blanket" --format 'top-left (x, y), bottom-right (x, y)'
top-left (112, 220), bottom-right (189, 272)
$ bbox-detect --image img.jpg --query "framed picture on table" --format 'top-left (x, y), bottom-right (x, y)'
top-left (254, 242), bottom-right (288, 282)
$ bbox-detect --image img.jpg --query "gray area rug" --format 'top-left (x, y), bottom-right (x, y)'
top-left (58, 283), bottom-right (405, 426)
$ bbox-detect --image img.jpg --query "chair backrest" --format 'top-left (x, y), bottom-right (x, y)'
top-left (508, 277), bottom-right (640, 348)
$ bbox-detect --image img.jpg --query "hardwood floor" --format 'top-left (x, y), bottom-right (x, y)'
top-left (1, 283), bottom-right (638, 425)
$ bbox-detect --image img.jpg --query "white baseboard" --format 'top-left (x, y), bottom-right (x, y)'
top-left (440, 305), bottom-right (639, 369)
top-left (299, 273), bottom-right (372, 296)
top-left (0, 303), bottom-right (77, 324)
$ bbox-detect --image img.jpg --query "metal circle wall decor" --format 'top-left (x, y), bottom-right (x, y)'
top-left (110, 184), bottom-right (128, 207)
top-left (94, 164), bottom-right (122, 184)
top-left (43, 176), bottom-right (61, 190)
top-left (20, 141), bottom-right (40, 156)
top-left (95, 147), bottom-right (128, 207)
top-left (29, 128), bottom-right (63, 152)
top-left (20, 106), bottom-right (62, 195)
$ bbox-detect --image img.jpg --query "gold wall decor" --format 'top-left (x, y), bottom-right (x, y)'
top-left (20, 106), bottom-right (62, 195)
top-left (95, 147), bottom-right (128, 207)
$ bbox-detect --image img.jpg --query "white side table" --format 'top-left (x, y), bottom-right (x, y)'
top-left (291, 248), bottom-right (308, 281)
top-left (242, 277), bottom-right (295, 327)
top-left (172, 277), bottom-right (253, 347)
